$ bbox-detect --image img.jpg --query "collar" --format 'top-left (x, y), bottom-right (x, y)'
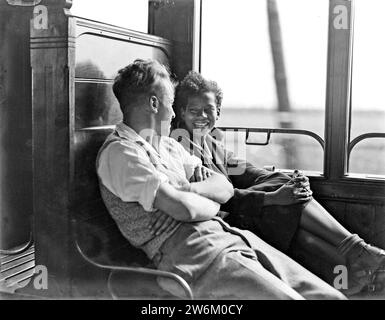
top-left (175, 126), bottom-right (215, 158)
top-left (115, 122), bottom-right (145, 142)
top-left (115, 122), bottom-right (164, 157)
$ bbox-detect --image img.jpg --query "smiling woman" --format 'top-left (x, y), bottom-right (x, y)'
top-left (171, 70), bottom-right (385, 298)
top-left (182, 92), bottom-right (217, 135)
top-left (174, 71), bottom-right (223, 137)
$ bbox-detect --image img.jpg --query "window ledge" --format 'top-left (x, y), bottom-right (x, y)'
top-left (344, 173), bottom-right (385, 181)
top-left (275, 169), bottom-right (385, 203)
top-left (275, 169), bottom-right (324, 179)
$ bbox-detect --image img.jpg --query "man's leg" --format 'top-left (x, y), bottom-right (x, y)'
top-left (192, 248), bottom-right (305, 300)
top-left (156, 241), bottom-right (305, 300)
top-left (239, 228), bottom-right (347, 300)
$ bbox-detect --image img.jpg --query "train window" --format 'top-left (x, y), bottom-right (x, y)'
top-left (221, 130), bottom-right (324, 173)
top-left (71, 0), bottom-right (148, 33)
top-left (75, 34), bottom-right (170, 129)
top-left (349, 0), bottom-right (385, 176)
top-left (76, 34), bottom-right (170, 80)
top-left (349, 139), bottom-right (385, 178)
top-left (201, 0), bottom-right (328, 172)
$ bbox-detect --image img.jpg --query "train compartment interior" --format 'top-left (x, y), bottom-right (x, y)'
top-left (1, 0), bottom-right (384, 299)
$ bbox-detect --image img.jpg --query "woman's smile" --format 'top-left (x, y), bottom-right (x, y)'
top-left (182, 92), bottom-right (218, 135)
top-left (193, 120), bottom-right (210, 128)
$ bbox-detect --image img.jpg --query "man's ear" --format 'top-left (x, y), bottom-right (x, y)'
top-left (180, 108), bottom-right (186, 120)
top-left (149, 95), bottom-right (159, 114)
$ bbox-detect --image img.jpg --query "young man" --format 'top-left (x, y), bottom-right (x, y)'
top-left (96, 59), bottom-right (346, 299)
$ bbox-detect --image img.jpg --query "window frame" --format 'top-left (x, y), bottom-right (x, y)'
top-left (324, 0), bottom-right (353, 181)
top-left (346, 0), bottom-right (385, 178)
top-left (196, 0), bottom-right (385, 202)
top-left (325, 0), bottom-right (385, 186)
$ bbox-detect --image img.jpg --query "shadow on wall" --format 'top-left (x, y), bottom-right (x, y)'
top-left (75, 61), bottom-right (122, 129)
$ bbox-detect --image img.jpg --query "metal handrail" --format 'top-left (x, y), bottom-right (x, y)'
top-left (0, 232), bottom-right (34, 256)
top-left (217, 126), bottom-right (325, 150)
top-left (348, 132), bottom-right (385, 157)
top-left (75, 241), bottom-right (194, 300)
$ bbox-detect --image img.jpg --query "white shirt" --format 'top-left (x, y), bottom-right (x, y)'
top-left (97, 122), bottom-right (202, 212)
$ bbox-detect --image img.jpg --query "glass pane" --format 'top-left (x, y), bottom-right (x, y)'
top-left (75, 33), bottom-right (171, 129)
top-left (75, 82), bottom-right (122, 129)
top-left (201, 0), bottom-right (328, 171)
top-left (350, 0), bottom-right (385, 175)
top-left (221, 130), bottom-right (323, 172)
top-left (71, 0), bottom-right (148, 33)
top-left (349, 139), bottom-right (385, 176)
top-left (76, 34), bottom-right (169, 80)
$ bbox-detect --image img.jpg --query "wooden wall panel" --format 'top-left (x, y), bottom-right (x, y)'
top-left (317, 199), bottom-right (347, 225)
top-left (149, 0), bottom-right (197, 79)
top-left (316, 198), bottom-right (385, 249)
top-left (30, 0), bottom-right (76, 297)
top-left (344, 203), bottom-right (376, 241)
top-left (0, 1), bottom-right (33, 250)
top-left (373, 205), bottom-right (385, 248)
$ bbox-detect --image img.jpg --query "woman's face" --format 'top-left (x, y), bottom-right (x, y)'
top-left (181, 91), bottom-right (218, 136)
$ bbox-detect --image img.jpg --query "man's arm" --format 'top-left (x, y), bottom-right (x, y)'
top-left (171, 137), bottom-right (234, 204)
top-left (153, 182), bottom-right (221, 222)
top-left (189, 170), bottom-right (234, 204)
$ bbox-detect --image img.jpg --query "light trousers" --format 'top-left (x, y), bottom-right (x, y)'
top-left (155, 218), bottom-right (346, 300)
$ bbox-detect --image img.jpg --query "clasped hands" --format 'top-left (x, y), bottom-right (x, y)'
top-left (264, 170), bottom-right (313, 206)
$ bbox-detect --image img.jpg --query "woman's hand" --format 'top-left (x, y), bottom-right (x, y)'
top-left (190, 165), bottom-right (212, 182)
top-left (288, 170), bottom-right (312, 192)
top-left (147, 211), bottom-right (179, 236)
top-left (264, 183), bottom-right (313, 206)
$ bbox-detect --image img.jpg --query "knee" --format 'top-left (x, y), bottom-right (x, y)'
top-left (312, 285), bottom-right (348, 300)
top-left (326, 288), bottom-right (348, 300)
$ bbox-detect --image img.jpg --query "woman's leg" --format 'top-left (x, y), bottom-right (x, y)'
top-left (298, 199), bottom-right (385, 295)
top-left (299, 199), bottom-right (351, 246)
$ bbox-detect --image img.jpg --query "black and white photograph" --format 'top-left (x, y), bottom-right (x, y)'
top-left (1, 0), bottom-right (385, 308)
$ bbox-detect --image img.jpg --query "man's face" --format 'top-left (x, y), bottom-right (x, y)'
top-left (155, 79), bottom-right (175, 136)
top-left (181, 91), bottom-right (218, 137)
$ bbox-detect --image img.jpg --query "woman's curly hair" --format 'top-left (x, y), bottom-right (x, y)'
top-left (173, 71), bottom-right (223, 128)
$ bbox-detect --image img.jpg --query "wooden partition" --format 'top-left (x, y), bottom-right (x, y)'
top-left (149, 0), bottom-right (201, 78)
top-left (0, 0), bottom-right (33, 251)
top-left (30, 0), bottom-right (172, 297)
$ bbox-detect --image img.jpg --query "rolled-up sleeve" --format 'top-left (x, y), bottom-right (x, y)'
top-left (97, 141), bottom-right (169, 212)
